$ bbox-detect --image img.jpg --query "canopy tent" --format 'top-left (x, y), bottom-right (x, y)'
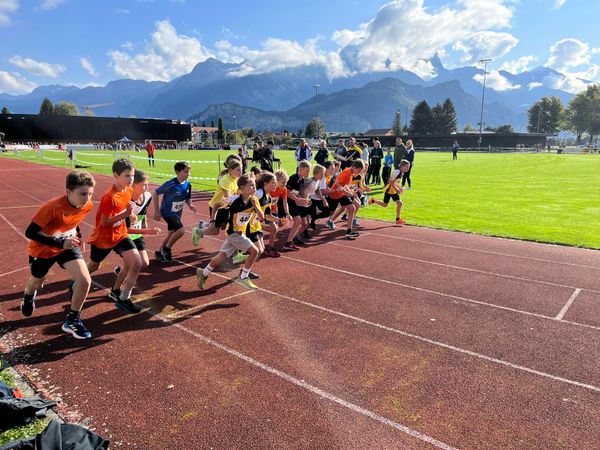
top-left (117, 136), bottom-right (133, 142)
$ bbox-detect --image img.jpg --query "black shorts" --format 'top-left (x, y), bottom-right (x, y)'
top-left (276, 198), bottom-right (286, 218)
top-left (29, 248), bottom-right (83, 279)
top-left (90, 238), bottom-right (137, 263)
top-left (163, 214), bottom-right (184, 231)
top-left (383, 193), bottom-right (400, 203)
top-left (328, 196), bottom-right (352, 212)
top-left (297, 205), bottom-right (311, 218)
top-left (287, 199), bottom-right (300, 217)
top-left (214, 208), bottom-right (230, 229)
top-left (132, 237), bottom-right (146, 251)
top-left (247, 230), bottom-right (264, 243)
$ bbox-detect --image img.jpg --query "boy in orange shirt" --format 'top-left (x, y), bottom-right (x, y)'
top-left (21, 171), bottom-right (95, 339)
top-left (87, 158), bottom-right (143, 314)
top-left (325, 159), bottom-right (364, 239)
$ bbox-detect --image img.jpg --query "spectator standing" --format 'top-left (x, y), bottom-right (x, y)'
top-left (294, 138), bottom-right (313, 165)
top-left (314, 140), bottom-right (329, 166)
top-left (146, 141), bottom-right (155, 167)
top-left (333, 139), bottom-right (348, 165)
top-left (452, 140), bottom-right (459, 160)
top-left (238, 144), bottom-right (249, 173)
top-left (393, 137), bottom-right (407, 171)
top-left (345, 137), bottom-right (362, 168)
top-left (256, 140), bottom-right (275, 172)
top-left (368, 140), bottom-right (384, 184)
top-left (402, 139), bottom-right (415, 189)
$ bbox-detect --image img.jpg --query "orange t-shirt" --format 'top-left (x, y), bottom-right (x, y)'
top-left (329, 168), bottom-right (354, 199)
top-left (88, 185), bottom-right (133, 249)
top-left (270, 186), bottom-right (288, 213)
top-left (29, 195), bottom-right (93, 259)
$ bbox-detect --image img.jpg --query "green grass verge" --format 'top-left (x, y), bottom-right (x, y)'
top-left (2, 149), bottom-right (599, 248)
top-left (0, 368), bottom-right (49, 446)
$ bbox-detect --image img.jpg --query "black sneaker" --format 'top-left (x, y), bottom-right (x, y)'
top-left (309, 221), bottom-right (317, 230)
top-left (248, 271), bottom-right (260, 280)
top-left (108, 288), bottom-right (121, 301)
top-left (20, 291), bottom-right (36, 317)
top-left (115, 298), bottom-right (142, 314)
top-left (302, 230), bottom-right (310, 239)
top-left (345, 230), bottom-right (359, 239)
top-left (114, 266), bottom-right (121, 275)
top-left (341, 214), bottom-right (348, 221)
top-left (293, 238), bottom-right (306, 247)
top-left (154, 250), bottom-right (167, 262)
top-left (162, 248), bottom-right (173, 262)
top-left (62, 318), bottom-right (92, 339)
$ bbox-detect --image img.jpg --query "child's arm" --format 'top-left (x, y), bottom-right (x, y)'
top-left (25, 222), bottom-right (81, 249)
top-left (186, 197), bottom-right (197, 213)
top-left (100, 201), bottom-right (134, 227)
top-left (250, 196), bottom-right (266, 222)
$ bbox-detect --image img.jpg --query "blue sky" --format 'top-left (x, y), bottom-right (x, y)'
top-left (1, 0), bottom-right (599, 94)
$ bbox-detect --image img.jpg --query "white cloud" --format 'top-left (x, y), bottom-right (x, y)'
top-left (36, 0), bottom-right (66, 11)
top-left (499, 55), bottom-right (537, 74)
top-left (336, 0), bottom-right (516, 75)
top-left (9, 55), bottom-right (65, 78)
top-left (0, 70), bottom-right (36, 94)
top-left (0, 0), bottom-right (18, 26)
top-left (115, 8), bottom-right (130, 14)
top-left (221, 26), bottom-right (239, 40)
top-left (553, 0), bottom-right (567, 9)
top-left (331, 25), bottom-right (368, 48)
top-left (80, 57), bottom-right (98, 77)
top-left (528, 82), bottom-right (543, 90)
top-left (108, 20), bottom-right (213, 81)
top-left (221, 38), bottom-right (347, 80)
top-left (546, 38), bottom-right (590, 72)
top-left (121, 41), bottom-right (134, 51)
top-left (473, 70), bottom-right (520, 91)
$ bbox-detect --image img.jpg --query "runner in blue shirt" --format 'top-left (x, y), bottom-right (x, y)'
top-left (153, 161), bottom-right (196, 262)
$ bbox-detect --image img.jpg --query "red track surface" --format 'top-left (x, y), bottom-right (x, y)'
top-left (1, 158), bottom-right (599, 449)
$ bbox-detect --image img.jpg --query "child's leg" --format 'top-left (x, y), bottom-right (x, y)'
top-left (330, 204), bottom-right (345, 222)
top-left (63, 259), bottom-right (92, 312)
top-left (139, 249), bottom-right (150, 268)
top-left (242, 244), bottom-right (259, 271)
top-left (345, 204), bottom-right (357, 230)
top-left (372, 199), bottom-right (389, 207)
top-left (24, 276), bottom-right (45, 296)
top-left (267, 222), bottom-right (278, 247)
top-left (395, 199), bottom-right (403, 219)
top-left (287, 216), bottom-right (302, 242)
top-left (206, 251), bottom-right (228, 272)
top-left (165, 227), bottom-right (185, 249)
top-left (119, 248), bottom-right (142, 297)
top-left (114, 263), bottom-right (128, 290)
top-left (159, 230), bottom-right (174, 251)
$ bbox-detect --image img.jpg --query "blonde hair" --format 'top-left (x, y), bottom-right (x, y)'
top-left (275, 169), bottom-right (288, 182)
top-left (313, 164), bottom-right (325, 176)
top-left (298, 160), bottom-right (311, 170)
top-left (219, 159), bottom-right (242, 177)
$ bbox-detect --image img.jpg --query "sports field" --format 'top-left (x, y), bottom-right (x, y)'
top-left (3, 148), bottom-right (598, 248)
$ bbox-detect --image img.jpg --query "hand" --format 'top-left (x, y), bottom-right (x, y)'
top-left (125, 201), bottom-right (135, 214)
top-left (63, 236), bottom-right (80, 249)
top-left (189, 204), bottom-right (197, 213)
top-left (151, 227), bottom-right (162, 236)
top-left (323, 201), bottom-right (328, 209)
top-left (154, 213), bottom-right (162, 222)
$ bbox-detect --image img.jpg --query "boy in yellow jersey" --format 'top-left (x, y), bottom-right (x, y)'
top-left (369, 159), bottom-right (410, 224)
top-left (196, 174), bottom-right (265, 290)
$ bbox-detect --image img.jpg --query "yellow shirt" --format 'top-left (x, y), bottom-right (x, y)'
top-left (209, 174), bottom-right (238, 208)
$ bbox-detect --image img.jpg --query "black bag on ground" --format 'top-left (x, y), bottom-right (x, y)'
top-left (0, 396), bottom-right (58, 431)
top-left (0, 419), bottom-right (109, 450)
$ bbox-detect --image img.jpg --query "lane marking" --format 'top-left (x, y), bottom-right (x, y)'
top-left (0, 205), bottom-right (39, 210)
top-left (366, 231), bottom-right (600, 271)
top-left (88, 278), bottom-right (455, 449)
top-left (555, 289), bottom-right (582, 321)
top-left (0, 178), bottom-right (45, 204)
top-left (164, 291), bottom-right (252, 319)
top-left (167, 249), bottom-right (600, 394)
top-left (0, 266), bottom-right (30, 277)
top-left (0, 213), bottom-right (28, 240)
top-left (329, 241), bottom-right (597, 293)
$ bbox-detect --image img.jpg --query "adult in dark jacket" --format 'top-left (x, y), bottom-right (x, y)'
top-left (402, 139), bottom-right (415, 189)
top-left (393, 137), bottom-right (407, 170)
top-left (256, 140), bottom-right (275, 172)
top-left (367, 140), bottom-right (384, 184)
top-left (314, 140), bottom-right (329, 166)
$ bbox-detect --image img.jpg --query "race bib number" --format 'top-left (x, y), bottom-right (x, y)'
top-left (271, 196), bottom-right (279, 205)
top-left (171, 201), bottom-right (185, 212)
top-left (53, 228), bottom-right (76, 239)
top-left (235, 212), bottom-right (252, 227)
top-left (132, 221), bottom-right (143, 230)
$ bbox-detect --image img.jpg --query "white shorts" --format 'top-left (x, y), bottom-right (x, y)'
top-left (220, 233), bottom-right (254, 257)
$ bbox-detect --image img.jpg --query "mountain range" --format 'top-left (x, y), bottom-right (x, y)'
top-left (0, 56), bottom-right (576, 132)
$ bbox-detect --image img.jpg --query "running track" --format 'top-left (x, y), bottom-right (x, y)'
top-left (1, 158), bottom-right (599, 449)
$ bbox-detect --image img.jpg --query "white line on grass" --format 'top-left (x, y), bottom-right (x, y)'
top-left (555, 289), bottom-right (582, 321)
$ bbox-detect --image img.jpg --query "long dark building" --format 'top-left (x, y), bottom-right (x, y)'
top-left (0, 113), bottom-right (191, 142)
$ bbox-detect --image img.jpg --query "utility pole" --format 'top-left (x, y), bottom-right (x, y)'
top-left (478, 58), bottom-right (491, 151)
top-left (313, 83), bottom-right (320, 138)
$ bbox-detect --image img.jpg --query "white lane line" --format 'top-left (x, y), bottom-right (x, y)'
top-left (555, 289), bottom-right (582, 321)
top-left (0, 266), bottom-right (30, 277)
top-left (167, 249), bottom-right (600, 394)
top-left (164, 291), bottom-right (252, 319)
top-left (0, 178), bottom-right (45, 204)
top-left (329, 241), bottom-right (597, 293)
top-left (89, 278), bottom-right (455, 449)
top-left (366, 231), bottom-right (600, 271)
top-left (0, 213), bottom-right (28, 240)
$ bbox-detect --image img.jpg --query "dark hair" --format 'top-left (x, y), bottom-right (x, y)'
top-left (323, 160), bottom-right (334, 169)
top-left (257, 171), bottom-right (275, 190)
top-left (174, 161), bottom-right (190, 173)
top-left (237, 174), bottom-right (253, 189)
top-left (250, 166), bottom-right (262, 176)
top-left (112, 158), bottom-right (134, 175)
top-left (351, 159), bottom-right (365, 170)
top-left (66, 170), bottom-right (95, 190)
top-left (219, 159), bottom-right (242, 177)
top-left (267, 140), bottom-right (274, 146)
top-left (224, 154), bottom-right (242, 169)
top-left (134, 169), bottom-right (148, 184)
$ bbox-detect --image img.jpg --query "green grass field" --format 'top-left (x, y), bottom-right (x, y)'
top-left (3, 148), bottom-right (599, 249)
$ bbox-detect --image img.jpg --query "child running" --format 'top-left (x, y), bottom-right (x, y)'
top-left (369, 159), bottom-right (410, 224)
top-left (113, 169), bottom-right (162, 296)
top-left (87, 158), bottom-right (143, 314)
top-left (196, 174), bottom-right (265, 291)
top-left (153, 161), bottom-right (196, 262)
top-left (325, 159), bottom-right (365, 239)
top-left (263, 170), bottom-right (291, 256)
top-left (21, 171), bottom-right (95, 339)
top-left (283, 160), bottom-right (311, 250)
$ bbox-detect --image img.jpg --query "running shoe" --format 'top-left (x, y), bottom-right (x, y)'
top-left (325, 220), bottom-right (336, 230)
top-left (236, 276), bottom-right (257, 290)
top-left (262, 246), bottom-right (281, 258)
top-left (341, 214), bottom-right (348, 221)
top-left (115, 298), bottom-right (142, 314)
top-left (248, 271), bottom-right (260, 280)
top-left (293, 238), bottom-right (306, 247)
top-left (114, 266), bottom-right (121, 275)
top-left (162, 248), bottom-right (173, 262)
top-left (396, 218), bottom-right (406, 225)
top-left (404, 187), bottom-right (411, 190)
top-left (191, 227), bottom-right (203, 246)
top-left (302, 230), bottom-right (310, 239)
top-left (368, 197), bottom-right (376, 205)
top-left (108, 288), bottom-right (121, 301)
top-left (309, 221), bottom-right (317, 230)
top-left (232, 252), bottom-right (247, 264)
top-left (283, 241), bottom-right (300, 251)
top-left (345, 230), bottom-right (360, 239)
top-left (62, 317), bottom-right (92, 339)
top-left (352, 218), bottom-right (361, 227)
top-left (20, 291), bottom-right (36, 317)
top-left (154, 250), bottom-right (168, 263)
top-left (198, 220), bottom-right (209, 229)
top-left (196, 268), bottom-right (207, 290)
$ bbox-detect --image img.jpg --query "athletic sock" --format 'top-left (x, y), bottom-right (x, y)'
top-left (120, 290), bottom-right (132, 301)
top-left (203, 264), bottom-right (214, 277)
top-left (66, 309), bottom-right (80, 322)
top-left (240, 268), bottom-right (251, 279)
